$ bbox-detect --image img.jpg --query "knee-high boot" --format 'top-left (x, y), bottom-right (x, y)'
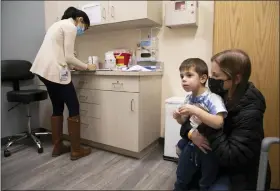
top-left (51, 116), bottom-right (71, 157)
top-left (67, 115), bottom-right (91, 160)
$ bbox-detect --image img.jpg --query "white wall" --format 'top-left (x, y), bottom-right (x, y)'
top-left (1, 1), bottom-right (45, 137)
top-left (75, 1), bottom-right (214, 137)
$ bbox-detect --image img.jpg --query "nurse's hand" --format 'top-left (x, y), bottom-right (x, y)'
top-left (87, 64), bottom-right (97, 71)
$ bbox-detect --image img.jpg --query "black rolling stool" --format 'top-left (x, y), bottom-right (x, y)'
top-left (1, 60), bottom-right (50, 157)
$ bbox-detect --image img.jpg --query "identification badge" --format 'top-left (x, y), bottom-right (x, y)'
top-left (60, 67), bottom-right (69, 81)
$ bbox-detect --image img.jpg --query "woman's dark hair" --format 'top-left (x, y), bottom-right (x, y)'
top-left (211, 49), bottom-right (251, 84)
top-left (61, 7), bottom-right (90, 27)
top-left (61, 7), bottom-right (78, 20)
top-left (211, 49), bottom-right (251, 107)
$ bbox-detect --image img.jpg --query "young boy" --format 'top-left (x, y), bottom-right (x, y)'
top-left (173, 58), bottom-right (227, 191)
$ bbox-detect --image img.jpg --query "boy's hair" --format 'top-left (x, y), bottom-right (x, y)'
top-left (179, 58), bottom-right (209, 78)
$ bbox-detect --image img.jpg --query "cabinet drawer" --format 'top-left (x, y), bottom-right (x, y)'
top-left (76, 89), bottom-right (101, 104)
top-left (72, 75), bottom-right (97, 89)
top-left (97, 76), bottom-right (139, 92)
top-left (80, 103), bottom-right (100, 119)
top-left (80, 117), bottom-right (107, 144)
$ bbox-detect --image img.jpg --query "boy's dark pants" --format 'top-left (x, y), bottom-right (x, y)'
top-left (174, 140), bottom-right (219, 191)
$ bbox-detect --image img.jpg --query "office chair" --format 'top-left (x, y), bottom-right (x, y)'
top-left (1, 60), bottom-right (51, 157)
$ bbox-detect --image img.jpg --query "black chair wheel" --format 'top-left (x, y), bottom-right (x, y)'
top-left (38, 147), bottom-right (43, 154)
top-left (4, 150), bottom-right (11, 157)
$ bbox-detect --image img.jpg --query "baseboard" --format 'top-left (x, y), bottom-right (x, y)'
top-left (62, 134), bottom-right (160, 159)
top-left (163, 155), bottom-right (179, 163)
top-left (159, 137), bottom-right (164, 146)
top-left (159, 137), bottom-right (179, 163)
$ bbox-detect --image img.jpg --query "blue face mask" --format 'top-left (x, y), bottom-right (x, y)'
top-left (76, 26), bottom-right (84, 36)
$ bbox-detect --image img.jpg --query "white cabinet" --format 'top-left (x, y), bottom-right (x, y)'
top-left (38, 73), bottom-right (162, 155)
top-left (107, 1), bottom-right (147, 23)
top-left (100, 1), bottom-right (162, 30)
top-left (44, 1), bottom-right (162, 32)
top-left (81, 1), bottom-right (109, 26)
top-left (100, 90), bottom-right (139, 152)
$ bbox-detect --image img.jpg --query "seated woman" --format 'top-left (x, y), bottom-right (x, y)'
top-left (174, 49), bottom-right (271, 191)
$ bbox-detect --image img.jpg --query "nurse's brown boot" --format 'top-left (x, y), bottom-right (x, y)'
top-left (67, 115), bottom-right (91, 160)
top-left (51, 116), bottom-right (71, 157)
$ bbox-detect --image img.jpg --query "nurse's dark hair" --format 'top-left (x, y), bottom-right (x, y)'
top-left (61, 7), bottom-right (90, 27)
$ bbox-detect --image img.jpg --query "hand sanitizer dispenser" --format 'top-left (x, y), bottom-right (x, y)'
top-left (165, 1), bottom-right (199, 28)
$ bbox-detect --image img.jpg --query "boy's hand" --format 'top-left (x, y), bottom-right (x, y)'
top-left (178, 104), bottom-right (197, 116)
top-left (173, 110), bottom-right (181, 119)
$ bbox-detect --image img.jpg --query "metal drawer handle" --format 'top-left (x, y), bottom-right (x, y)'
top-left (102, 7), bottom-right (106, 19)
top-left (80, 110), bottom-right (88, 116)
top-left (131, 99), bottom-right (134, 111)
top-left (79, 95), bottom-right (88, 101)
top-left (111, 6), bottom-right (115, 17)
top-left (78, 80), bottom-right (88, 84)
top-left (81, 123), bottom-right (89, 128)
top-left (112, 81), bottom-right (123, 89)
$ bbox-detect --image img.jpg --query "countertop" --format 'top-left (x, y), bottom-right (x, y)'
top-left (71, 70), bottom-right (163, 76)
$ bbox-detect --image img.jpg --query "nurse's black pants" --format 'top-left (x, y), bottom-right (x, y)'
top-left (38, 76), bottom-right (79, 117)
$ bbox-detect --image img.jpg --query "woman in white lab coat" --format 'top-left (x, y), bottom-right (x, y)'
top-left (30, 7), bottom-right (95, 160)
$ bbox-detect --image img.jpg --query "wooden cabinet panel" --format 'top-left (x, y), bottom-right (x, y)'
top-left (213, 1), bottom-right (279, 188)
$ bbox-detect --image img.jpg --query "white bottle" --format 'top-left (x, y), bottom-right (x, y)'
top-left (128, 51), bottom-right (136, 68)
top-left (105, 51), bottom-right (116, 69)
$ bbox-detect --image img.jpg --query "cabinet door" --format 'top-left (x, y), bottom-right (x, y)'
top-left (107, 1), bottom-right (147, 23)
top-left (101, 91), bottom-right (139, 152)
top-left (80, 1), bottom-right (109, 25)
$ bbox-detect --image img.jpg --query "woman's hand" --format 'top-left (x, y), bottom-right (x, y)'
top-left (87, 64), bottom-right (97, 71)
top-left (190, 130), bottom-right (212, 154)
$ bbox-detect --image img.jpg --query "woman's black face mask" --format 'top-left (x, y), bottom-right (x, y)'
top-left (208, 78), bottom-right (228, 97)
